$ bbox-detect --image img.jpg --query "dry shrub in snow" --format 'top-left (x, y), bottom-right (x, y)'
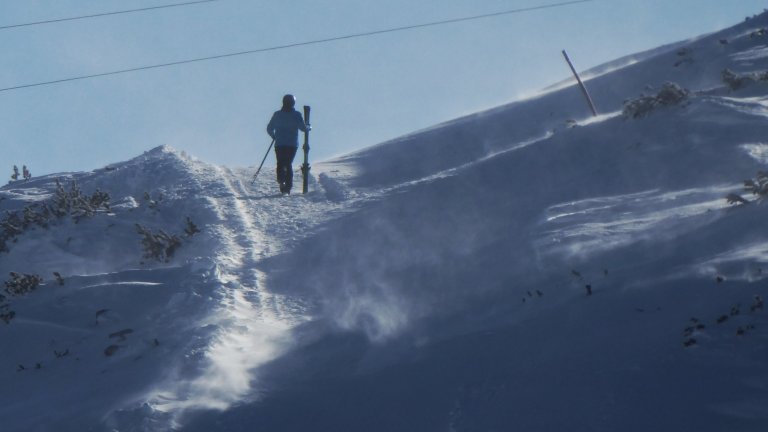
top-left (726, 171), bottom-right (768, 205)
top-left (135, 224), bottom-right (182, 263)
top-left (722, 68), bottom-right (768, 91)
top-left (0, 180), bottom-right (112, 254)
top-left (1, 272), bottom-right (44, 324)
top-left (623, 82), bottom-right (690, 119)
top-left (744, 171), bottom-right (768, 198)
top-left (5, 272), bottom-right (43, 296)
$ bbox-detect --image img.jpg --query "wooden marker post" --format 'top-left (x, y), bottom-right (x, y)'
top-left (562, 50), bottom-right (598, 117)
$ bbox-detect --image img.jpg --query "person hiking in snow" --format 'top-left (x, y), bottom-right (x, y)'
top-left (266, 94), bottom-right (309, 194)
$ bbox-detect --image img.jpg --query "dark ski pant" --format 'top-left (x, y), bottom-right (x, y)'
top-left (275, 146), bottom-right (298, 192)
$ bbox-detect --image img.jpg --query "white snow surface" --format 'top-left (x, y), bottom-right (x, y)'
top-left (4, 12), bottom-right (768, 432)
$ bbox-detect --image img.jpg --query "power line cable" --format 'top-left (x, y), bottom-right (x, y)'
top-left (0, 0), bottom-right (220, 31)
top-left (0, 0), bottom-right (593, 93)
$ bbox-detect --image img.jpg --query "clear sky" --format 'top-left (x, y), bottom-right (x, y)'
top-left (1, 0), bottom-right (766, 176)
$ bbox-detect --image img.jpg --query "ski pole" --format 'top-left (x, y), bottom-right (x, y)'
top-left (251, 139), bottom-right (275, 185)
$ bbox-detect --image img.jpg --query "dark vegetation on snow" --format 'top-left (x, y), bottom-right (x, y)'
top-left (8, 165), bottom-right (32, 183)
top-left (726, 171), bottom-right (768, 205)
top-left (622, 82), bottom-right (690, 118)
top-left (135, 224), bottom-right (183, 263)
top-left (0, 273), bottom-right (43, 324)
top-left (0, 178), bottom-right (202, 334)
top-left (0, 179), bottom-right (111, 253)
top-left (722, 68), bottom-right (768, 90)
top-left (135, 217), bottom-right (200, 263)
top-left (0, 180), bottom-right (112, 325)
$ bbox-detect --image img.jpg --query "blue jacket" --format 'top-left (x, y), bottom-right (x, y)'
top-left (267, 109), bottom-right (308, 148)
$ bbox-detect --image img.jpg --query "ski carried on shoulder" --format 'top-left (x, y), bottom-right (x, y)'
top-left (301, 105), bottom-right (311, 194)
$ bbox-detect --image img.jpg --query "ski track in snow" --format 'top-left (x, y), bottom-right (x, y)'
top-left (142, 165), bottom-right (293, 423)
top-left (138, 162), bottom-right (355, 428)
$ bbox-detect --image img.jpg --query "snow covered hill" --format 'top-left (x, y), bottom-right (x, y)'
top-left (4, 11), bottom-right (768, 432)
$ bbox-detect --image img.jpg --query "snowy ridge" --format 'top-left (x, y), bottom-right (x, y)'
top-left (4, 11), bottom-right (768, 432)
top-left (0, 147), bottom-right (351, 430)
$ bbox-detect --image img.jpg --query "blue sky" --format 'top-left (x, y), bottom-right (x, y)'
top-left (1, 0), bottom-right (766, 176)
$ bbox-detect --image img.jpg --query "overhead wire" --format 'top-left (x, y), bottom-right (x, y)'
top-left (0, 0), bottom-right (220, 31)
top-left (0, 0), bottom-right (593, 93)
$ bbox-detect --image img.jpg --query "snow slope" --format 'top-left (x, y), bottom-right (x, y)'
top-left (0, 149), bottom-right (349, 431)
top-left (4, 11), bottom-right (768, 432)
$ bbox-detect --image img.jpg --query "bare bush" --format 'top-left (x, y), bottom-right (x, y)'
top-left (623, 82), bottom-right (690, 119)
